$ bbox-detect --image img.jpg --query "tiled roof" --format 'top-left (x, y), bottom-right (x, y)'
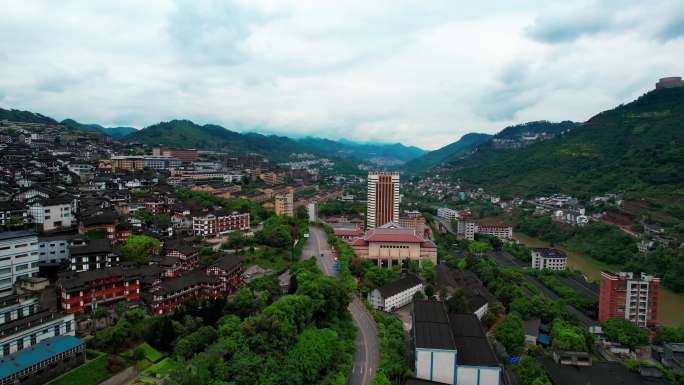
top-left (363, 227), bottom-right (424, 243)
top-left (0, 336), bottom-right (84, 379)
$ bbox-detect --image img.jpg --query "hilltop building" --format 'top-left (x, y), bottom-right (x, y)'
top-left (367, 171), bottom-right (400, 229)
top-left (655, 76), bottom-right (684, 89)
top-left (599, 271), bottom-right (660, 328)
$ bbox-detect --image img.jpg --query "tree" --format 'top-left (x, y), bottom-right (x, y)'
top-left (468, 240), bottom-right (492, 256)
top-left (420, 259), bottom-right (436, 282)
top-left (371, 373), bottom-right (392, 385)
top-left (513, 355), bottom-right (551, 385)
top-left (495, 313), bottom-right (525, 356)
top-left (446, 289), bottom-right (469, 313)
top-left (656, 326), bottom-right (684, 344)
top-left (603, 318), bottom-right (649, 349)
top-left (284, 328), bottom-right (339, 385)
top-left (550, 320), bottom-right (591, 352)
top-left (117, 235), bottom-right (161, 263)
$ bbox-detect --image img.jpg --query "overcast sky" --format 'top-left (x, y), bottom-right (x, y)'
top-left (1, 1), bottom-right (683, 149)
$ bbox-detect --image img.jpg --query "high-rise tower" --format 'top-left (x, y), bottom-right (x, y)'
top-left (367, 172), bottom-right (400, 229)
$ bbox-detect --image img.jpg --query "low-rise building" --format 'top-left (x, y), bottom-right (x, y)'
top-left (368, 274), bottom-right (422, 312)
top-left (0, 231), bottom-right (40, 297)
top-left (68, 237), bottom-right (118, 272)
top-left (351, 223), bottom-right (437, 268)
top-left (37, 234), bottom-right (74, 266)
top-left (531, 248), bottom-right (567, 270)
top-left (412, 300), bottom-right (501, 385)
top-left (599, 271), bottom-right (660, 328)
top-left (57, 266), bottom-right (141, 316)
top-left (437, 207), bottom-right (461, 221)
top-left (27, 197), bottom-right (73, 232)
top-left (0, 335), bottom-right (85, 385)
top-left (192, 210), bottom-right (250, 238)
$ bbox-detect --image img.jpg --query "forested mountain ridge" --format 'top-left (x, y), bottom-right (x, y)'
top-left (442, 87), bottom-right (684, 225)
top-left (61, 119), bottom-right (137, 138)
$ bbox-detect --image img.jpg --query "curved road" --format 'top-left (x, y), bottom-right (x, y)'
top-left (302, 225), bottom-right (379, 385)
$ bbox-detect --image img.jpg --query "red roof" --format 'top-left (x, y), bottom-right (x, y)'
top-left (335, 229), bottom-right (363, 236)
top-left (421, 241), bottom-right (436, 248)
top-left (363, 227), bottom-right (425, 243)
top-left (351, 238), bottom-right (368, 246)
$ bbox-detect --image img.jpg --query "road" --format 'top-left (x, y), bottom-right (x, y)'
top-left (302, 225), bottom-right (379, 385)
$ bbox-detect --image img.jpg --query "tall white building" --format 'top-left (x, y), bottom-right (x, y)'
top-left (0, 231), bottom-right (40, 296)
top-left (307, 202), bottom-right (317, 223)
top-left (437, 207), bottom-right (460, 221)
top-left (367, 172), bottom-right (400, 229)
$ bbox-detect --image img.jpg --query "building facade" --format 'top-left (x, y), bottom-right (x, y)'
top-left (368, 274), bottom-right (423, 311)
top-left (27, 197), bottom-right (73, 232)
top-left (192, 211), bottom-right (250, 238)
top-left (531, 248), bottom-right (567, 270)
top-left (57, 267), bottom-right (141, 315)
top-left (599, 271), bottom-right (660, 328)
top-left (351, 223), bottom-right (436, 268)
top-left (274, 188), bottom-right (294, 217)
top-left (0, 231), bottom-right (40, 296)
top-left (367, 172), bottom-right (400, 229)
top-left (437, 207), bottom-right (461, 221)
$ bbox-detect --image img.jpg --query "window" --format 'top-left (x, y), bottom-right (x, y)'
top-left (54, 325), bottom-right (60, 336)
top-left (30, 334), bottom-right (36, 346)
top-left (15, 264), bottom-right (28, 271)
top-left (0, 268), bottom-right (10, 275)
top-left (14, 244), bottom-right (27, 248)
top-left (65, 321), bottom-right (71, 333)
top-left (16, 339), bottom-right (23, 351)
top-left (2, 344), bottom-right (8, 356)
top-left (0, 278), bottom-right (11, 286)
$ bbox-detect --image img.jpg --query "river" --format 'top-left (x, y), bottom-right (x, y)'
top-left (513, 233), bottom-right (684, 327)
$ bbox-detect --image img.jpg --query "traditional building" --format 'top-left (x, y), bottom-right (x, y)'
top-left (68, 237), bottom-right (118, 272)
top-left (57, 267), bottom-right (141, 315)
top-left (351, 223), bottom-right (436, 268)
top-left (599, 271), bottom-right (660, 328)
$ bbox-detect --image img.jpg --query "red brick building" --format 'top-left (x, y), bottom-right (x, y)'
top-left (599, 271), bottom-right (660, 328)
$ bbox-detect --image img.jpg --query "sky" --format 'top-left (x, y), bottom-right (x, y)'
top-left (0, 1), bottom-right (683, 150)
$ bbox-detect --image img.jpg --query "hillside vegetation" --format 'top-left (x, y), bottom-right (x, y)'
top-left (403, 132), bottom-right (492, 173)
top-left (445, 87), bottom-right (684, 225)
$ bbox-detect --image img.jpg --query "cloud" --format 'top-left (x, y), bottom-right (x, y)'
top-left (659, 15), bottom-right (684, 41)
top-left (525, 3), bottom-right (617, 43)
top-left (0, 1), bottom-right (683, 149)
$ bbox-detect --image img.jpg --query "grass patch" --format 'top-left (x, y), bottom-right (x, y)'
top-left (46, 351), bottom-right (109, 385)
top-left (122, 342), bottom-right (164, 363)
top-left (141, 357), bottom-right (177, 379)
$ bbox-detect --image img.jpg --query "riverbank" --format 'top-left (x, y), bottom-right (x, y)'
top-left (513, 232), bottom-right (684, 327)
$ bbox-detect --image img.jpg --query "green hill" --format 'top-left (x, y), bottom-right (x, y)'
top-left (442, 87), bottom-right (684, 225)
top-left (296, 137), bottom-right (426, 163)
top-left (403, 133), bottom-right (492, 173)
top-left (60, 119), bottom-right (137, 138)
top-left (0, 107), bottom-right (58, 124)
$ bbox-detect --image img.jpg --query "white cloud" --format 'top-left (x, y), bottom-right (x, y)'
top-left (0, 0), bottom-right (683, 149)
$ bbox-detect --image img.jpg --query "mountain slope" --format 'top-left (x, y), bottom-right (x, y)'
top-left (443, 87), bottom-right (684, 224)
top-left (0, 107), bottom-right (58, 125)
top-left (403, 133), bottom-right (493, 173)
top-left (60, 119), bottom-right (137, 138)
top-left (296, 137), bottom-right (427, 164)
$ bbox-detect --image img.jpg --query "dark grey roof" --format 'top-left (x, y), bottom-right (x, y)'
top-left (378, 274), bottom-right (422, 298)
top-left (531, 247), bottom-right (567, 258)
top-left (209, 253), bottom-right (241, 272)
top-left (449, 313), bottom-right (499, 367)
top-left (524, 318), bottom-right (541, 337)
top-left (540, 358), bottom-right (668, 385)
top-left (158, 270), bottom-right (221, 295)
top-left (69, 239), bottom-right (112, 255)
top-left (413, 300), bottom-right (455, 350)
top-left (403, 379), bottom-right (446, 385)
top-left (58, 266), bottom-right (140, 290)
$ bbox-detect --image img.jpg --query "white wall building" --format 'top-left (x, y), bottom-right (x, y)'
top-left (27, 197), bottom-right (73, 232)
top-left (531, 248), bottom-right (567, 270)
top-left (368, 274), bottom-right (422, 312)
top-left (437, 207), bottom-right (460, 221)
top-left (0, 231), bottom-right (40, 296)
top-left (37, 235), bottom-right (72, 265)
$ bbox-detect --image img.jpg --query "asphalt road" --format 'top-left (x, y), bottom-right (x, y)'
top-left (302, 225), bottom-right (379, 385)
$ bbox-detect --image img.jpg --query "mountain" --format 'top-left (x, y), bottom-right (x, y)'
top-left (125, 119), bottom-right (426, 164)
top-left (295, 137), bottom-right (427, 164)
top-left (0, 107), bottom-right (58, 125)
top-left (495, 120), bottom-right (577, 139)
top-left (403, 133), bottom-right (492, 173)
top-left (440, 87), bottom-right (684, 224)
top-left (60, 119), bottom-right (137, 138)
